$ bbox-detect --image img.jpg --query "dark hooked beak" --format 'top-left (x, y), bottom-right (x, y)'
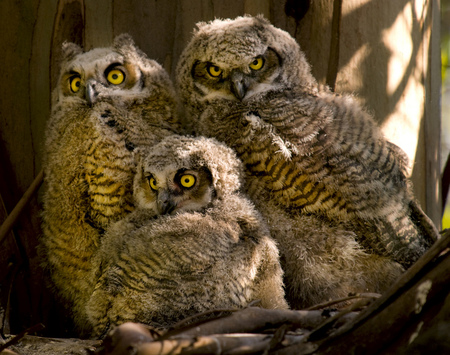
top-left (86, 80), bottom-right (99, 106)
top-left (157, 190), bottom-right (177, 215)
top-left (230, 72), bottom-right (248, 101)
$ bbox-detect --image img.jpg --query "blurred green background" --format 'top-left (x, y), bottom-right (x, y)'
top-left (442, 0), bottom-right (450, 229)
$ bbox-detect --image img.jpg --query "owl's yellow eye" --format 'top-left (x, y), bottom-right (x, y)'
top-left (70, 76), bottom-right (81, 93)
top-left (107, 69), bottom-right (125, 85)
top-left (249, 57), bottom-right (264, 71)
top-left (180, 174), bottom-right (196, 188)
top-left (207, 64), bottom-right (222, 77)
top-left (149, 177), bottom-right (158, 191)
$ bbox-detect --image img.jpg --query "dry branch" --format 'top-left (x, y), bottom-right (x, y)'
top-left (0, 169), bottom-right (43, 246)
top-left (100, 325), bottom-right (309, 355)
top-left (168, 307), bottom-right (358, 338)
top-left (0, 324), bottom-right (44, 352)
top-left (137, 333), bottom-right (308, 355)
top-left (310, 230), bottom-right (450, 354)
top-left (96, 307), bottom-right (361, 355)
top-left (304, 293), bottom-right (381, 311)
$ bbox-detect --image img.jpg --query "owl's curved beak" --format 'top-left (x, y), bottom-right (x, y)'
top-left (157, 190), bottom-right (177, 215)
top-left (230, 72), bottom-right (248, 101)
top-left (86, 80), bottom-right (99, 106)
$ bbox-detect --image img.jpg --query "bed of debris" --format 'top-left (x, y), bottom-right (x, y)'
top-left (1, 229), bottom-right (449, 355)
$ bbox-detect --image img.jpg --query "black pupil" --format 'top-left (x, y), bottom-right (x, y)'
top-left (75, 80), bottom-right (80, 87)
top-left (253, 60), bottom-right (258, 65)
top-left (112, 74), bottom-right (118, 80)
top-left (184, 178), bottom-right (190, 183)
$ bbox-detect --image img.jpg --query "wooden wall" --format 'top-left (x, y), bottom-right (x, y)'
top-left (0, 0), bottom-right (441, 335)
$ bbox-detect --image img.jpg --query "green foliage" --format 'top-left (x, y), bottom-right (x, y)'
top-left (443, 204), bottom-right (450, 230)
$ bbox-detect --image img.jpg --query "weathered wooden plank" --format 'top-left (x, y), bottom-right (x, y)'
top-left (0, 1), bottom-right (38, 193)
top-left (424, 0), bottom-right (442, 227)
top-left (273, 1), bottom-right (334, 86)
top-left (112, 0), bottom-right (178, 72)
top-left (320, 0), bottom-right (441, 225)
top-left (29, 0), bottom-right (58, 174)
top-left (244, 0), bottom-right (271, 18)
top-left (50, 0), bottom-right (85, 90)
top-left (85, 0), bottom-right (112, 50)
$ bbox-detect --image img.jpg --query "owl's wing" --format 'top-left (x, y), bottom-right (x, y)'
top-left (324, 146), bottom-right (436, 267)
top-left (409, 199), bottom-right (440, 243)
top-left (252, 91), bottom-right (438, 266)
top-left (249, 90), bottom-right (333, 158)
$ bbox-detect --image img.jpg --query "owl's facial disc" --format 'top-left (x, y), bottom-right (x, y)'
top-left (191, 48), bottom-right (281, 102)
top-left (147, 168), bottom-right (213, 215)
top-left (64, 62), bottom-right (142, 106)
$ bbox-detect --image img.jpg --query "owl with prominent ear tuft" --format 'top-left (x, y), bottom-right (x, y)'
top-left (175, 15), bottom-right (439, 309)
top-left (41, 34), bottom-right (183, 335)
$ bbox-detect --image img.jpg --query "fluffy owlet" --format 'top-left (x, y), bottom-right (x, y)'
top-left (175, 15), bottom-right (439, 308)
top-left (86, 135), bottom-right (288, 337)
top-left (41, 34), bottom-right (182, 332)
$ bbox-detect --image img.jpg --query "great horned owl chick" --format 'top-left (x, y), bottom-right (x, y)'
top-left (41, 34), bottom-right (182, 332)
top-left (86, 135), bottom-right (288, 337)
top-left (175, 15), bottom-right (439, 308)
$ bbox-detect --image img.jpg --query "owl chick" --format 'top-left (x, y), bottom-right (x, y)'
top-left (175, 15), bottom-right (439, 308)
top-left (86, 135), bottom-right (288, 337)
top-left (41, 34), bottom-right (182, 332)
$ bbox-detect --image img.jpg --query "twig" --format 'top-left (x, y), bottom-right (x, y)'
top-left (170, 307), bottom-right (359, 338)
top-left (265, 324), bottom-right (290, 354)
top-left (306, 298), bottom-right (372, 342)
top-left (0, 169), bottom-right (44, 246)
top-left (130, 332), bottom-right (306, 355)
top-left (0, 264), bottom-right (19, 337)
top-left (0, 323), bottom-right (45, 352)
top-left (101, 308), bottom-right (361, 354)
top-left (305, 293), bottom-right (381, 311)
top-left (319, 229), bottom-right (450, 342)
top-left (161, 301), bottom-right (262, 339)
top-left (158, 308), bottom-right (240, 340)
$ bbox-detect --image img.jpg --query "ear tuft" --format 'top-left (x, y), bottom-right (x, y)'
top-left (254, 14), bottom-right (271, 25)
top-left (113, 33), bottom-right (136, 51)
top-left (61, 41), bottom-right (83, 61)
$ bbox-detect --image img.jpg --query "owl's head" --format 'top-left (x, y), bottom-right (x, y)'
top-left (133, 135), bottom-right (243, 215)
top-left (176, 15), bottom-right (317, 110)
top-left (54, 34), bottom-right (175, 109)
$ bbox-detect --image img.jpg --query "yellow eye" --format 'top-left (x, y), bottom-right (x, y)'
top-left (107, 69), bottom-right (125, 85)
top-left (149, 177), bottom-right (158, 191)
top-left (70, 76), bottom-right (81, 93)
top-left (180, 174), bottom-right (196, 188)
top-left (207, 64), bottom-right (222, 77)
top-left (249, 57), bottom-right (264, 71)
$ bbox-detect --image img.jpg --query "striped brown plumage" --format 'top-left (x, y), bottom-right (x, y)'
top-left (41, 35), bottom-right (181, 335)
top-left (176, 15), bottom-right (439, 308)
top-left (86, 136), bottom-right (287, 337)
